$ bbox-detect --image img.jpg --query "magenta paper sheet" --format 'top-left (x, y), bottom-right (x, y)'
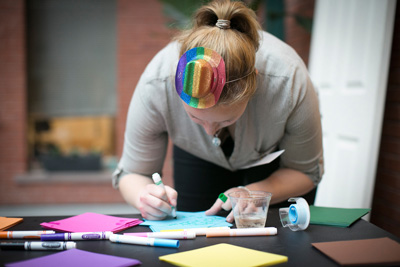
top-left (40, 213), bottom-right (142, 233)
top-left (5, 248), bottom-right (141, 267)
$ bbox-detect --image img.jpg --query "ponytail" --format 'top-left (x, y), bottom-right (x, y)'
top-left (175, 0), bottom-right (261, 106)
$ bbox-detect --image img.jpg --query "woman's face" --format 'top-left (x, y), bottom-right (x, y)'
top-left (182, 100), bottom-right (248, 136)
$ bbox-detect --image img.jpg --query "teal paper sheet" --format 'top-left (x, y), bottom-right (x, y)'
top-left (140, 211), bottom-right (232, 232)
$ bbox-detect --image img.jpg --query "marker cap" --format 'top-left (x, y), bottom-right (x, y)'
top-left (153, 238), bottom-right (180, 248)
top-left (65, 241), bottom-right (76, 249)
top-left (109, 234), bottom-right (118, 243)
top-left (183, 231), bottom-right (196, 239)
top-left (152, 173), bottom-right (162, 185)
top-left (269, 228), bottom-right (278, 235)
top-left (0, 233), bottom-right (8, 239)
top-left (218, 193), bottom-right (228, 203)
top-left (0, 242), bottom-right (25, 250)
top-left (41, 233), bottom-right (65, 241)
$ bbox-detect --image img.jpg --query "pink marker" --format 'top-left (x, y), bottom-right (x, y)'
top-left (206, 227), bottom-right (277, 237)
top-left (124, 231), bottom-right (196, 240)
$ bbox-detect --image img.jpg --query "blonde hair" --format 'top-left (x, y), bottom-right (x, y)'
top-left (175, 0), bottom-right (261, 106)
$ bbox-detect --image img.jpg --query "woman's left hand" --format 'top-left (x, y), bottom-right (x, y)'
top-left (205, 187), bottom-right (249, 223)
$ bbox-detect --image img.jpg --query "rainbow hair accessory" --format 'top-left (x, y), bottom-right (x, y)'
top-left (175, 47), bottom-right (226, 109)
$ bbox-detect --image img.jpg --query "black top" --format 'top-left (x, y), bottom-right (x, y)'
top-left (1, 209), bottom-right (399, 266)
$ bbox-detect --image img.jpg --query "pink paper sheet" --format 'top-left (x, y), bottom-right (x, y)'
top-left (40, 213), bottom-right (142, 233)
top-left (5, 248), bottom-right (141, 267)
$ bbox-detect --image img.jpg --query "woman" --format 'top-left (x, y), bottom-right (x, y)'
top-left (113, 0), bottom-right (324, 222)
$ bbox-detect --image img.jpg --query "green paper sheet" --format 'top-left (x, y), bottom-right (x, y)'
top-left (309, 206), bottom-right (370, 227)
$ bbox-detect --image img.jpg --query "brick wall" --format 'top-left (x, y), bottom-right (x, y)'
top-left (116, 0), bottom-right (175, 157)
top-left (0, 0), bottom-right (28, 203)
top-left (284, 0), bottom-right (314, 67)
top-left (0, 0), bottom-right (174, 205)
top-left (370, 3), bottom-right (400, 237)
top-left (116, 0), bottom-right (176, 187)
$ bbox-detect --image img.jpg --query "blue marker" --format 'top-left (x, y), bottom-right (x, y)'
top-left (152, 173), bottom-right (177, 218)
top-left (109, 234), bottom-right (179, 248)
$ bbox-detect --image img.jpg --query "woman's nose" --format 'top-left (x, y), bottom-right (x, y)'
top-left (203, 123), bottom-right (219, 136)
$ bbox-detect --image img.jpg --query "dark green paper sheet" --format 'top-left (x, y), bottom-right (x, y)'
top-left (309, 206), bottom-right (370, 227)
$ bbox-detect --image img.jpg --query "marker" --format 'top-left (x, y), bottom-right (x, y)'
top-left (161, 227), bottom-right (230, 236)
top-left (41, 231), bottom-right (112, 241)
top-left (109, 234), bottom-right (179, 248)
top-left (0, 230), bottom-right (56, 239)
top-left (0, 241), bottom-right (76, 250)
top-left (152, 173), bottom-right (177, 218)
top-left (206, 227), bottom-right (278, 237)
top-left (124, 231), bottom-right (196, 239)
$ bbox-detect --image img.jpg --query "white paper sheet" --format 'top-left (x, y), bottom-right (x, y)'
top-left (239, 150), bottom-right (285, 169)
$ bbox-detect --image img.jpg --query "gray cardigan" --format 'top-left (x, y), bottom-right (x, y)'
top-left (115, 31), bottom-right (324, 187)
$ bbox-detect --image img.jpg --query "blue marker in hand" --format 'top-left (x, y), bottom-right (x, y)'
top-left (152, 173), bottom-right (177, 219)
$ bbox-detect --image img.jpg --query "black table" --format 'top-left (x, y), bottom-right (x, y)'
top-left (1, 209), bottom-right (399, 266)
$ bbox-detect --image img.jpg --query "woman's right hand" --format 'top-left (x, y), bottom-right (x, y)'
top-left (118, 173), bottom-right (178, 221)
top-left (138, 183), bottom-right (178, 220)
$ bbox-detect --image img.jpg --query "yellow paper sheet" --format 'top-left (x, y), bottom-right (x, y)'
top-left (0, 216), bottom-right (23, 231)
top-left (159, 243), bottom-right (288, 267)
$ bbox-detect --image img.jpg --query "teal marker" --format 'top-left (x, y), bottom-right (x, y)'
top-left (152, 173), bottom-right (177, 218)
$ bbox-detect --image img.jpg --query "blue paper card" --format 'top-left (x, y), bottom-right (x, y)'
top-left (140, 211), bottom-right (232, 232)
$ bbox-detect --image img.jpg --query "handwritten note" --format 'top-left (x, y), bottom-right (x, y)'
top-left (140, 211), bottom-right (232, 232)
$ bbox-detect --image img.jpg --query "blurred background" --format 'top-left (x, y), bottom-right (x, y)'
top-left (0, 0), bottom-right (398, 237)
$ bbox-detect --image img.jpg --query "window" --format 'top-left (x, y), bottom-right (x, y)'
top-left (26, 0), bottom-right (117, 172)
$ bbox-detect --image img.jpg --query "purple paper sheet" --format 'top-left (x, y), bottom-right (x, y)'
top-left (5, 249), bottom-right (141, 267)
top-left (40, 213), bottom-right (142, 233)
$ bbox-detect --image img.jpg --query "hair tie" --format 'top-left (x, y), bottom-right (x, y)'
top-left (226, 69), bottom-right (256, 84)
top-left (215, 19), bottom-right (231, 29)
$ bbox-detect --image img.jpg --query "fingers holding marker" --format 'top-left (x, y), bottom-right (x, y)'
top-left (164, 186), bottom-right (178, 207)
top-left (139, 205), bottom-right (165, 221)
top-left (152, 173), bottom-right (177, 218)
top-left (139, 187), bottom-right (171, 220)
top-left (149, 184), bottom-right (169, 203)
